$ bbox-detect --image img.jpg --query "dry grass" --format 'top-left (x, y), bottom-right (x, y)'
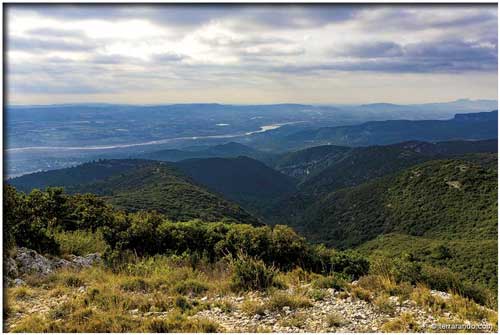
top-left (350, 286), bottom-right (373, 302)
top-left (5, 259), bottom-right (498, 333)
top-left (373, 294), bottom-right (396, 315)
top-left (280, 312), bottom-right (308, 328)
top-left (326, 312), bottom-right (346, 328)
top-left (266, 291), bottom-right (312, 311)
top-left (241, 299), bottom-right (267, 316)
top-left (380, 312), bottom-right (421, 332)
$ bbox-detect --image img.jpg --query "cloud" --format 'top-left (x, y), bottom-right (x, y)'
top-left (25, 27), bottom-right (87, 38)
top-left (337, 41), bottom-right (404, 58)
top-left (8, 35), bottom-right (96, 52)
top-left (151, 52), bottom-right (187, 63)
top-left (4, 4), bottom-right (498, 104)
top-left (239, 46), bottom-right (305, 58)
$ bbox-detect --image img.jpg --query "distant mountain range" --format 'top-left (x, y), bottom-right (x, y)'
top-left (280, 110), bottom-right (498, 150)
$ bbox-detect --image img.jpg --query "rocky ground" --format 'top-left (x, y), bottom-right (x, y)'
top-left (194, 289), bottom-right (441, 332)
top-left (4, 248), bottom-right (497, 333)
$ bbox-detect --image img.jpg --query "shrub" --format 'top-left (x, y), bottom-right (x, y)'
top-left (312, 274), bottom-right (348, 290)
top-left (12, 287), bottom-right (33, 300)
top-left (309, 289), bottom-right (327, 301)
top-left (230, 254), bottom-right (278, 291)
top-left (373, 294), bottom-right (396, 315)
top-left (63, 274), bottom-right (85, 288)
top-left (380, 312), bottom-right (420, 332)
top-left (120, 278), bottom-right (150, 292)
top-left (49, 301), bottom-right (78, 320)
top-left (391, 256), bottom-right (422, 284)
top-left (54, 229), bottom-right (108, 256)
top-left (280, 312), bottom-right (307, 328)
top-left (174, 279), bottom-right (209, 296)
top-left (174, 296), bottom-right (192, 312)
top-left (212, 300), bottom-right (234, 313)
top-left (241, 300), bottom-right (266, 316)
top-left (410, 285), bottom-right (447, 314)
top-left (350, 286), bottom-right (372, 302)
top-left (267, 292), bottom-right (312, 311)
top-left (327, 313), bottom-right (345, 328)
top-left (420, 265), bottom-right (492, 307)
top-left (308, 245), bottom-right (369, 279)
top-left (144, 312), bottom-right (219, 332)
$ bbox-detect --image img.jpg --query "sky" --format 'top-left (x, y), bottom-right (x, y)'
top-left (5, 4), bottom-right (498, 105)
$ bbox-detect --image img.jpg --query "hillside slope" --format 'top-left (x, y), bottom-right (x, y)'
top-left (174, 156), bottom-right (297, 213)
top-left (301, 156), bottom-right (497, 248)
top-left (264, 139), bottom-right (497, 223)
top-left (8, 159), bottom-right (260, 224)
top-left (140, 142), bottom-right (269, 162)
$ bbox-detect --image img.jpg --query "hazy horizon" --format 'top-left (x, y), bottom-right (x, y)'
top-left (6, 4), bottom-right (498, 105)
top-left (7, 98), bottom-right (498, 108)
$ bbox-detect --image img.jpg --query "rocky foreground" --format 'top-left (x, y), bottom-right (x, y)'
top-left (4, 248), bottom-right (497, 333)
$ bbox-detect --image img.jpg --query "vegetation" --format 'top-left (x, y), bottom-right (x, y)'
top-left (6, 256), bottom-right (496, 332)
top-left (287, 111), bottom-right (498, 147)
top-left (4, 185), bottom-right (369, 280)
top-left (292, 157), bottom-right (498, 301)
top-left (358, 234), bottom-right (498, 294)
top-left (230, 254), bottom-right (280, 291)
top-left (4, 136), bottom-right (498, 332)
top-left (174, 156), bottom-right (297, 214)
top-left (302, 157), bottom-right (497, 247)
top-left (9, 159), bottom-right (260, 225)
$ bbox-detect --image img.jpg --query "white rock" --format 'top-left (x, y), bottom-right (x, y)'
top-left (13, 278), bottom-right (26, 286)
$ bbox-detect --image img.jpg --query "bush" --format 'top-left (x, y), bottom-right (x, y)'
top-left (54, 230), bottom-right (108, 256)
top-left (267, 292), bottom-right (312, 311)
top-left (380, 312), bottom-right (421, 332)
top-left (309, 289), bottom-right (327, 301)
top-left (420, 265), bottom-right (493, 307)
top-left (307, 245), bottom-right (369, 279)
top-left (62, 274), bottom-right (85, 288)
top-left (311, 274), bottom-right (348, 290)
top-left (174, 296), bottom-right (192, 312)
top-left (144, 312), bottom-right (219, 332)
top-left (174, 279), bottom-right (209, 296)
top-left (120, 278), bottom-right (150, 292)
top-left (373, 294), bottom-right (396, 315)
top-left (326, 313), bottom-right (345, 328)
top-left (350, 286), bottom-right (372, 302)
top-left (230, 254), bottom-right (278, 291)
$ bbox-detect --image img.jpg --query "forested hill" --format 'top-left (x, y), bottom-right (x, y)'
top-left (298, 139), bottom-right (498, 195)
top-left (301, 155), bottom-right (498, 248)
top-left (140, 142), bottom-right (269, 162)
top-left (174, 156), bottom-right (297, 213)
top-left (284, 110), bottom-right (498, 148)
top-left (8, 159), bottom-right (260, 225)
